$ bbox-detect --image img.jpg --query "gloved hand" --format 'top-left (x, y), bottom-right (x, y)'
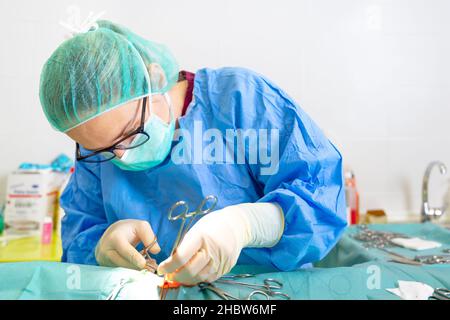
top-left (95, 219), bottom-right (160, 270)
top-left (157, 202), bottom-right (284, 285)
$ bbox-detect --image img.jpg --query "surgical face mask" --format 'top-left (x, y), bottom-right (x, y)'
top-left (110, 93), bottom-right (175, 171)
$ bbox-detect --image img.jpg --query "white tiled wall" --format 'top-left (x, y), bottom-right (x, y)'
top-left (0, 0), bottom-right (449, 222)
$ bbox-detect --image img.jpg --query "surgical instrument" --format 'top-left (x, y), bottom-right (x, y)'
top-left (428, 288), bottom-right (450, 300)
top-left (414, 254), bottom-right (450, 264)
top-left (352, 225), bottom-right (438, 265)
top-left (352, 225), bottom-right (409, 249)
top-left (198, 282), bottom-right (240, 300)
top-left (198, 282), bottom-right (272, 300)
top-left (168, 195), bottom-right (218, 256)
top-left (219, 274), bottom-right (283, 290)
top-left (139, 237), bottom-right (159, 273)
top-left (218, 274), bottom-right (290, 299)
top-left (377, 248), bottom-right (423, 266)
top-left (160, 195), bottom-right (218, 300)
top-left (200, 274), bottom-right (291, 300)
top-left (106, 279), bottom-right (131, 300)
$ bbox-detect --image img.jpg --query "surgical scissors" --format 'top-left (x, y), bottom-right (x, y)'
top-left (168, 195), bottom-right (218, 255)
top-left (216, 274), bottom-right (291, 300)
top-left (198, 282), bottom-right (271, 300)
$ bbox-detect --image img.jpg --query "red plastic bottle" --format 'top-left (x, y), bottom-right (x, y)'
top-left (345, 170), bottom-right (360, 225)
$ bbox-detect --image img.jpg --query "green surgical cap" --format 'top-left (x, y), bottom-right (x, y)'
top-left (39, 20), bottom-right (179, 132)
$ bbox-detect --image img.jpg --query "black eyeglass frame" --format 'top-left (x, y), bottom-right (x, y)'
top-left (76, 96), bottom-right (150, 163)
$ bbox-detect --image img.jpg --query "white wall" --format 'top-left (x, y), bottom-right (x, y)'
top-left (0, 0), bottom-right (449, 221)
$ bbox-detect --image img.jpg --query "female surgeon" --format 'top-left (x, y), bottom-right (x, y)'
top-left (39, 20), bottom-right (347, 285)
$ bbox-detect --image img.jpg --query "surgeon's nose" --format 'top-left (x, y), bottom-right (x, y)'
top-left (114, 149), bottom-right (126, 159)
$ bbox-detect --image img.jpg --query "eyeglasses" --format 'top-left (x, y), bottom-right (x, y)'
top-left (76, 96), bottom-right (150, 163)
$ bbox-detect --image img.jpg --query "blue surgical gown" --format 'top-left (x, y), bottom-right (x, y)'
top-left (60, 67), bottom-right (347, 271)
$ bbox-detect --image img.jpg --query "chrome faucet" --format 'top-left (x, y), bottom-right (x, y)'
top-left (421, 161), bottom-right (447, 222)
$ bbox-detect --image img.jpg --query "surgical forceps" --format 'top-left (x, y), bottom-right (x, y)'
top-left (159, 195), bottom-right (218, 300)
top-left (140, 237), bottom-right (159, 273)
top-left (217, 274), bottom-right (290, 299)
top-left (198, 282), bottom-right (276, 300)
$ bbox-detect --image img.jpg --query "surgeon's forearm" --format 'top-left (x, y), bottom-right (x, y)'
top-left (232, 202), bottom-right (285, 248)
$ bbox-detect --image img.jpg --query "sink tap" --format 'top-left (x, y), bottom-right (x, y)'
top-left (421, 161), bottom-right (447, 222)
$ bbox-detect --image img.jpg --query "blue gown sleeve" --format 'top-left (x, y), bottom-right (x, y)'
top-left (213, 68), bottom-right (348, 271)
top-left (59, 158), bottom-right (108, 265)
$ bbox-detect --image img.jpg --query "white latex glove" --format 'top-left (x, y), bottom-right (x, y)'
top-left (95, 219), bottom-right (161, 270)
top-left (157, 202), bottom-right (284, 285)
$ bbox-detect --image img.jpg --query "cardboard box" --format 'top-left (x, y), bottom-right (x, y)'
top-left (4, 169), bottom-right (68, 236)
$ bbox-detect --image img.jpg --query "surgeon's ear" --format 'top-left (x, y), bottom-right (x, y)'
top-left (147, 63), bottom-right (168, 92)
